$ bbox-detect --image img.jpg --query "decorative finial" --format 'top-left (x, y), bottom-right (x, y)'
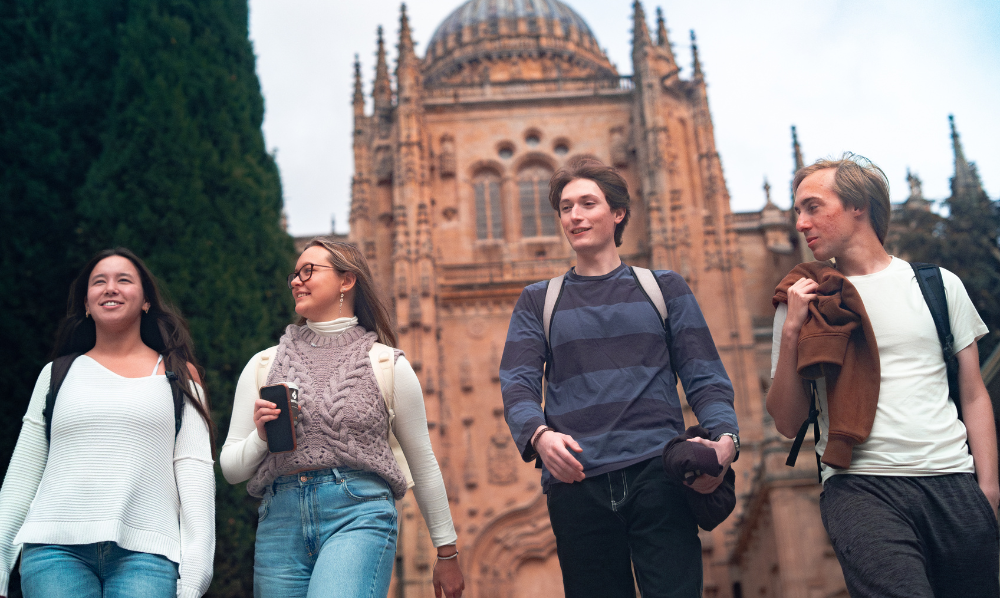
top-left (791, 125), bottom-right (804, 172)
top-left (763, 177), bottom-right (772, 205)
top-left (690, 30), bottom-right (703, 77)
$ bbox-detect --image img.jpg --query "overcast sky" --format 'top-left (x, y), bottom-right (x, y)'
top-left (248, 0), bottom-right (1000, 237)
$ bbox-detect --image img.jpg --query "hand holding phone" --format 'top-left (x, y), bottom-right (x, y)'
top-left (260, 383), bottom-right (299, 453)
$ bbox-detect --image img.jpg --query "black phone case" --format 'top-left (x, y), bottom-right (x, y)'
top-left (261, 384), bottom-right (296, 453)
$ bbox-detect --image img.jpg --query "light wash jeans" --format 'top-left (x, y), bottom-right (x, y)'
top-left (253, 467), bottom-right (398, 598)
top-left (20, 541), bottom-right (178, 598)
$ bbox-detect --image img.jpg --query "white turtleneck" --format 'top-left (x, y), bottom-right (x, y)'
top-left (220, 322), bottom-right (458, 547)
top-left (305, 316), bottom-right (358, 336)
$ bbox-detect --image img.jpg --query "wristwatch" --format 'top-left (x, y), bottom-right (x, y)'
top-left (715, 432), bottom-right (740, 462)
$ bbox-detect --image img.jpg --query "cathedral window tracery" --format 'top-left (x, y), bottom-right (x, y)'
top-left (517, 163), bottom-right (557, 238)
top-left (473, 170), bottom-right (504, 240)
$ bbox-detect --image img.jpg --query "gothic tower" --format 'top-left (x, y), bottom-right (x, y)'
top-left (348, 1), bottom-right (764, 595)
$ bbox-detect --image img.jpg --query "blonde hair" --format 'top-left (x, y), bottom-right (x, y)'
top-left (793, 152), bottom-right (891, 245)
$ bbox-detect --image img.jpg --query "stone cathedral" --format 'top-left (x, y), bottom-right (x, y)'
top-left (345, 0), bottom-right (848, 596)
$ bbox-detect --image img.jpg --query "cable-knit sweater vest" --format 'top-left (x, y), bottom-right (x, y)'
top-left (247, 325), bottom-right (407, 498)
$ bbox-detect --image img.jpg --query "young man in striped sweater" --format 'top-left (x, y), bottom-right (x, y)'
top-left (499, 157), bottom-right (739, 597)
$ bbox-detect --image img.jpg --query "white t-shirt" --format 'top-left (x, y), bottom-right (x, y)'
top-left (771, 257), bottom-right (988, 483)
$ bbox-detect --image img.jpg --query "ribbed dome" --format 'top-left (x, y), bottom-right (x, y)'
top-left (428, 0), bottom-right (598, 52)
top-left (423, 0), bottom-right (616, 87)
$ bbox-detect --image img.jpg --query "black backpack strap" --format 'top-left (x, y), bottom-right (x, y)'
top-left (44, 353), bottom-right (81, 444)
top-left (910, 262), bottom-right (962, 419)
top-left (164, 370), bottom-right (184, 436)
top-left (786, 380), bottom-right (823, 482)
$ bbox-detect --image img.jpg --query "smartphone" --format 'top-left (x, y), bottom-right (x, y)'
top-left (261, 383), bottom-right (298, 453)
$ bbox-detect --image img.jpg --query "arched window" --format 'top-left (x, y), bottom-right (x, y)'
top-left (518, 164), bottom-right (557, 237)
top-left (473, 171), bottom-right (503, 240)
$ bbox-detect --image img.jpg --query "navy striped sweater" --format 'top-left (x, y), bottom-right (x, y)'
top-left (499, 263), bottom-right (739, 491)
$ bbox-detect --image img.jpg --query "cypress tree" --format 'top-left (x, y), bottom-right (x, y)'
top-left (74, 1), bottom-right (294, 594)
top-left (0, 0), bottom-right (126, 474)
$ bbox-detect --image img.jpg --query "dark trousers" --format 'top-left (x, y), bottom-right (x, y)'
top-left (820, 473), bottom-right (999, 597)
top-left (546, 457), bottom-right (702, 598)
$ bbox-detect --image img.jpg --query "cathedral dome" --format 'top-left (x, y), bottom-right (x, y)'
top-left (423, 0), bottom-right (617, 87)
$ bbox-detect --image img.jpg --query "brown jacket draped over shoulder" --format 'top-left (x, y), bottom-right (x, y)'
top-left (772, 261), bottom-right (880, 469)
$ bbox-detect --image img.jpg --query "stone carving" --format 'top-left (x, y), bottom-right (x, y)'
top-left (439, 135), bottom-right (456, 177)
top-left (487, 407), bottom-right (517, 486)
top-left (463, 416), bottom-right (478, 488)
top-left (610, 126), bottom-right (629, 167)
top-left (467, 492), bottom-right (557, 597)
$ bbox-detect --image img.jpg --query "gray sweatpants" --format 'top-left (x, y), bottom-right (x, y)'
top-left (820, 473), bottom-right (999, 597)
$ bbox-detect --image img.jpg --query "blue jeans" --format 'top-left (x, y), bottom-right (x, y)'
top-left (253, 467), bottom-right (398, 598)
top-left (20, 542), bottom-right (178, 598)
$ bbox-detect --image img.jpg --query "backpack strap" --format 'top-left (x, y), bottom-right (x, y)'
top-left (44, 353), bottom-right (81, 443)
top-left (630, 266), bottom-right (668, 326)
top-left (164, 370), bottom-right (184, 435)
top-left (369, 343), bottom-right (396, 420)
top-left (910, 262), bottom-right (962, 419)
top-left (542, 274), bottom-right (566, 348)
top-left (785, 380), bottom-right (823, 482)
top-left (628, 266), bottom-right (677, 381)
top-left (255, 347), bottom-right (277, 391)
top-left (369, 343), bottom-right (414, 489)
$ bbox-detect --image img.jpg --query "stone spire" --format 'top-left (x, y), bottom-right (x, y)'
top-left (373, 26), bottom-right (392, 113)
top-left (396, 3), bottom-right (421, 96)
top-left (655, 7), bottom-right (678, 67)
top-left (397, 3), bottom-right (416, 64)
top-left (788, 126), bottom-right (814, 261)
top-left (632, 1), bottom-right (652, 49)
top-left (949, 114), bottom-right (981, 198)
top-left (791, 125), bottom-right (804, 172)
top-left (352, 54), bottom-right (365, 118)
top-left (690, 30), bottom-right (703, 80)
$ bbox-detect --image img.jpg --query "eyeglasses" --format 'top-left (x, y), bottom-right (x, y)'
top-left (287, 263), bottom-right (336, 288)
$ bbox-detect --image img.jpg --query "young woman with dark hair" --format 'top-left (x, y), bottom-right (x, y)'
top-left (221, 238), bottom-right (464, 598)
top-left (0, 248), bottom-right (216, 598)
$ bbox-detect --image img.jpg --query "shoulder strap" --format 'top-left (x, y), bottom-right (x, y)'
top-left (369, 343), bottom-right (395, 420)
top-left (44, 353), bottom-right (81, 444)
top-left (255, 347), bottom-right (277, 391)
top-left (164, 370), bottom-right (184, 436)
top-left (910, 262), bottom-right (962, 419)
top-left (542, 274), bottom-right (566, 347)
top-left (785, 380), bottom-right (823, 482)
top-left (628, 266), bottom-right (678, 385)
top-left (368, 343), bottom-right (414, 489)
top-left (630, 266), bottom-right (668, 326)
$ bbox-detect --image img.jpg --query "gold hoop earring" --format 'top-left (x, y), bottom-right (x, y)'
top-left (339, 292), bottom-right (344, 318)
top-left (85, 308), bottom-right (90, 318)
top-left (144, 306), bottom-right (149, 314)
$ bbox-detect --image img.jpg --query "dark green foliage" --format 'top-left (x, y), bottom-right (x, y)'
top-left (1, 0), bottom-right (295, 595)
top-left (891, 174), bottom-right (1000, 364)
top-left (0, 0), bottom-right (126, 482)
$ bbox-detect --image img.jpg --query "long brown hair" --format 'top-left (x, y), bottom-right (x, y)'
top-left (298, 238), bottom-right (397, 347)
top-left (53, 248), bottom-right (216, 453)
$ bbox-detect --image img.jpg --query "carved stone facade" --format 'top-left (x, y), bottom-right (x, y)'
top-left (347, 1), bottom-right (842, 597)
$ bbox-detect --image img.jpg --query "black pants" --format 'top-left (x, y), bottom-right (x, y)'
top-left (546, 458), bottom-right (702, 598)
top-left (820, 473), bottom-right (999, 597)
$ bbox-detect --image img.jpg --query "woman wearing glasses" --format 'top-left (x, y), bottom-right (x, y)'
top-left (220, 238), bottom-right (464, 598)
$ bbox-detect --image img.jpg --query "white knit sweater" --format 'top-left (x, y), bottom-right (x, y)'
top-left (0, 357), bottom-right (216, 597)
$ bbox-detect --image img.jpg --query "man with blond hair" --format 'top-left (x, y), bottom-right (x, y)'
top-left (768, 153), bottom-right (999, 596)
